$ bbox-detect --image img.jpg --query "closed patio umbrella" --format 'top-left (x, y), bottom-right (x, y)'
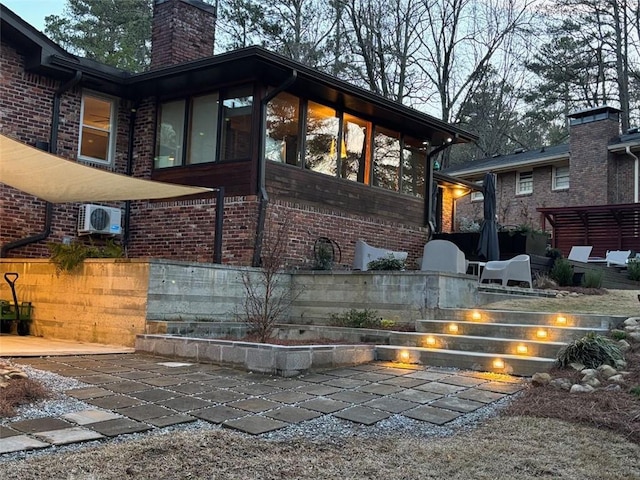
top-left (477, 172), bottom-right (499, 261)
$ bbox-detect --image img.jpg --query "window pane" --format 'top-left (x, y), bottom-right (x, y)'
top-left (305, 101), bottom-right (339, 176)
top-left (188, 93), bottom-right (218, 165)
top-left (554, 166), bottom-right (569, 189)
top-left (220, 86), bottom-right (253, 161)
top-left (80, 127), bottom-right (109, 161)
top-left (517, 171), bottom-right (533, 194)
top-left (373, 126), bottom-right (400, 191)
top-left (342, 113), bottom-right (370, 183)
top-left (155, 100), bottom-right (185, 168)
top-left (265, 92), bottom-right (300, 166)
top-left (401, 136), bottom-right (426, 197)
top-left (79, 95), bottom-right (113, 162)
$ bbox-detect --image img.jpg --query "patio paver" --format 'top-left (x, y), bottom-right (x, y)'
top-left (146, 414), bottom-right (197, 428)
top-left (456, 388), bottom-right (507, 404)
top-left (333, 406), bottom-right (391, 426)
top-left (430, 397), bottom-right (485, 413)
top-left (363, 397), bottom-right (418, 413)
top-left (0, 435), bottom-right (50, 454)
top-left (193, 406), bottom-right (247, 424)
top-left (62, 409), bottom-right (122, 425)
top-left (224, 416), bottom-right (288, 435)
top-left (86, 418), bottom-right (152, 437)
top-left (33, 427), bottom-right (104, 445)
top-left (403, 405), bottom-right (462, 425)
top-left (264, 406), bottom-right (322, 424)
top-left (298, 398), bottom-right (350, 414)
top-left (9, 418), bottom-right (73, 434)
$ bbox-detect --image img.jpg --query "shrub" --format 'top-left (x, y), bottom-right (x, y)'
top-left (367, 255), bottom-right (405, 271)
top-left (545, 247), bottom-right (563, 260)
top-left (610, 330), bottom-right (628, 341)
top-left (557, 332), bottom-right (624, 369)
top-left (628, 259), bottom-right (640, 281)
top-left (533, 272), bottom-right (557, 289)
top-left (0, 377), bottom-right (51, 418)
top-left (631, 386), bottom-right (640, 398)
top-left (329, 309), bottom-right (383, 329)
top-left (550, 258), bottom-right (574, 286)
top-left (48, 239), bottom-right (123, 273)
top-left (581, 269), bottom-right (603, 288)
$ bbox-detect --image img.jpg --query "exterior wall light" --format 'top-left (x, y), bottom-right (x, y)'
top-left (493, 358), bottom-right (505, 369)
top-left (556, 315), bottom-right (567, 325)
top-left (516, 344), bottom-right (529, 354)
top-left (536, 329), bottom-right (548, 339)
top-left (448, 323), bottom-right (459, 333)
top-left (425, 336), bottom-right (436, 347)
top-left (471, 311), bottom-right (482, 321)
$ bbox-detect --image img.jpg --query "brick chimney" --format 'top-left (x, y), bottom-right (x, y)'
top-left (151, 0), bottom-right (216, 69)
top-left (568, 105), bottom-right (621, 205)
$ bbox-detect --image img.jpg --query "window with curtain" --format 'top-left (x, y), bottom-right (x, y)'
top-left (265, 92), bottom-right (300, 166)
top-left (78, 93), bottom-right (116, 164)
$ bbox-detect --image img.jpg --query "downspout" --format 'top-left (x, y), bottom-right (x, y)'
top-left (1, 71), bottom-right (82, 258)
top-left (122, 101), bottom-right (140, 250)
top-left (252, 70), bottom-right (298, 267)
top-left (424, 137), bottom-right (455, 234)
top-left (625, 146), bottom-right (639, 203)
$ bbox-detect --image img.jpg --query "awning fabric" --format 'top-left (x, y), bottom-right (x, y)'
top-left (0, 134), bottom-right (213, 203)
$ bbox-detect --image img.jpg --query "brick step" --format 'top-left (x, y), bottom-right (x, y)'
top-left (417, 319), bottom-right (606, 343)
top-left (430, 307), bottom-right (623, 329)
top-left (376, 345), bottom-right (555, 377)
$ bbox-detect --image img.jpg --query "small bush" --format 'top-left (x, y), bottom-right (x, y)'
top-left (329, 309), bottom-right (383, 329)
top-left (0, 377), bottom-right (51, 418)
top-left (48, 239), bottom-right (123, 273)
top-left (628, 259), bottom-right (640, 281)
top-left (581, 269), bottom-right (603, 288)
top-left (550, 258), bottom-right (574, 286)
top-left (631, 386), bottom-right (640, 398)
top-left (610, 330), bottom-right (628, 341)
top-left (533, 272), bottom-right (557, 289)
top-left (367, 255), bottom-right (405, 271)
top-left (557, 332), bottom-right (624, 369)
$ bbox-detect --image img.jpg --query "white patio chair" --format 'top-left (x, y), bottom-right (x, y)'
top-left (420, 240), bottom-right (467, 274)
top-left (606, 250), bottom-right (631, 267)
top-left (568, 246), bottom-right (592, 263)
top-left (479, 254), bottom-right (532, 288)
top-left (352, 240), bottom-right (408, 271)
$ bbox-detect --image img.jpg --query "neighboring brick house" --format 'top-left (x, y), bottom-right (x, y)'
top-left (0, 0), bottom-right (477, 268)
top-left (445, 106), bottom-right (640, 257)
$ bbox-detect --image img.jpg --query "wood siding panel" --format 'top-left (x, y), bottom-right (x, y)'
top-left (265, 162), bottom-right (424, 226)
top-left (151, 160), bottom-right (256, 197)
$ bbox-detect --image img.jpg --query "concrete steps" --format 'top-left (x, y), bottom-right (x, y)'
top-left (380, 307), bottom-right (624, 377)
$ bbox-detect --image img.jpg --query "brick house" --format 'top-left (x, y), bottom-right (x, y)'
top-left (445, 106), bottom-right (640, 257)
top-left (0, 0), bottom-right (478, 269)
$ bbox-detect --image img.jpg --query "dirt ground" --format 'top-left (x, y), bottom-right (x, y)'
top-left (1, 289), bottom-right (639, 479)
top-left (483, 288), bottom-right (639, 317)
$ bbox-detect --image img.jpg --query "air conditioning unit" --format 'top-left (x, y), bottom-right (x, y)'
top-left (78, 204), bottom-right (122, 235)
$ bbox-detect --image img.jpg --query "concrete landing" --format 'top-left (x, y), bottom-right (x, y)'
top-left (0, 335), bottom-right (135, 357)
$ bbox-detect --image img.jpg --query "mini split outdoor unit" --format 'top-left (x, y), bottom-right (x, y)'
top-left (78, 204), bottom-right (122, 235)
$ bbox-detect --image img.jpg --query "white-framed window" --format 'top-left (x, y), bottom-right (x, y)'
top-left (78, 93), bottom-right (116, 164)
top-left (516, 170), bottom-right (533, 195)
top-left (553, 165), bottom-right (570, 190)
top-left (470, 180), bottom-right (484, 202)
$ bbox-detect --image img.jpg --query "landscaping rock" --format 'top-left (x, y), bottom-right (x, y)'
top-left (617, 340), bottom-right (631, 352)
top-left (628, 332), bottom-right (640, 343)
top-left (597, 365), bottom-right (618, 379)
top-left (549, 378), bottom-right (572, 391)
top-left (608, 374), bottom-right (625, 384)
top-left (603, 384), bottom-right (622, 392)
top-left (0, 363), bottom-right (28, 388)
top-left (623, 317), bottom-right (639, 327)
top-left (580, 369), bottom-right (598, 380)
top-left (583, 377), bottom-right (601, 388)
top-left (614, 359), bottom-right (627, 369)
top-left (531, 372), bottom-right (551, 386)
top-left (570, 384), bottom-right (594, 394)
top-left (569, 362), bottom-right (585, 371)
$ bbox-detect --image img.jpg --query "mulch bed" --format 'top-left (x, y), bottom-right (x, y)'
top-left (503, 345), bottom-right (640, 443)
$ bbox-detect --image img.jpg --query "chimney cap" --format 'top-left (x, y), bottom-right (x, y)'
top-left (568, 105), bottom-right (621, 119)
top-left (154, 0), bottom-right (217, 15)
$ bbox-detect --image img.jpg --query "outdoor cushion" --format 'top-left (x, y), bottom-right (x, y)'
top-left (568, 246), bottom-right (593, 263)
top-left (479, 254), bottom-right (532, 288)
top-left (606, 250), bottom-right (632, 267)
top-left (352, 240), bottom-right (408, 271)
top-left (420, 240), bottom-right (467, 274)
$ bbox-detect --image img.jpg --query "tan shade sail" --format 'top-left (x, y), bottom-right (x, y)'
top-left (0, 134), bottom-right (213, 203)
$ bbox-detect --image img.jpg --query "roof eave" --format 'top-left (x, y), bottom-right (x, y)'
top-left (448, 153), bottom-right (570, 178)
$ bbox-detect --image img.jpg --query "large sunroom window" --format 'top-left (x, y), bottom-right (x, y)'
top-left (342, 114), bottom-right (370, 183)
top-left (154, 85), bottom-right (253, 168)
top-left (305, 101), bottom-right (339, 176)
top-left (401, 136), bottom-right (426, 197)
top-left (373, 126), bottom-right (401, 191)
top-left (265, 92), bottom-right (300, 165)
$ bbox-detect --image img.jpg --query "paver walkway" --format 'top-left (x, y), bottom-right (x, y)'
top-left (0, 354), bottom-right (524, 455)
